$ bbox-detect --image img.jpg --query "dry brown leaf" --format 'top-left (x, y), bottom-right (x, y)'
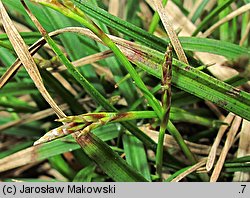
top-left (138, 1), bottom-right (153, 30)
top-left (0, 146), bottom-right (37, 172)
top-left (210, 116), bottom-right (242, 182)
top-left (145, 0), bottom-right (198, 37)
top-left (205, 0), bottom-right (217, 12)
top-left (12, 162), bottom-right (41, 177)
top-left (205, 101), bottom-right (225, 120)
top-left (38, 163), bottom-right (68, 181)
top-left (233, 119), bottom-right (250, 181)
top-left (188, 0), bottom-right (202, 20)
top-left (46, 168), bottom-right (69, 181)
top-left (1, 26), bottom-right (157, 89)
top-left (171, 158), bottom-right (207, 182)
top-left (152, 0), bottom-right (188, 64)
top-left (0, 43), bottom-right (112, 88)
top-left (0, 38), bottom-right (45, 88)
top-left (0, 0), bottom-right (96, 175)
top-left (140, 125), bottom-right (220, 156)
top-left (0, 98), bottom-right (91, 132)
top-left (183, 0), bottom-right (194, 12)
top-left (202, 4), bottom-right (250, 38)
top-left (108, 0), bottom-right (119, 17)
top-left (92, 63), bottom-right (115, 84)
top-left (206, 113), bottom-right (235, 171)
top-left (240, 20), bottom-right (250, 46)
top-left (0, 123), bottom-right (217, 173)
top-left (0, 103), bottom-right (68, 132)
top-left (146, 0), bottom-right (238, 81)
top-left (206, 113), bottom-right (235, 172)
top-left (54, 50), bottom-right (113, 72)
top-left (109, 0), bottom-right (126, 19)
top-left (52, 73), bottom-right (78, 95)
top-left (0, 0), bottom-right (65, 118)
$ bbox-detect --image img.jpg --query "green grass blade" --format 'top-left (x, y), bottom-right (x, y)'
top-left (228, 156), bottom-right (250, 163)
top-left (40, 69), bottom-right (84, 114)
top-left (0, 97), bottom-right (37, 113)
top-left (0, 82), bottom-right (37, 96)
top-left (191, 0), bottom-right (210, 23)
top-left (42, 7), bottom-right (105, 94)
top-left (0, 47), bottom-right (16, 65)
top-left (148, 0), bottom-right (168, 34)
top-left (72, 0), bottom-right (165, 51)
top-left (122, 44), bottom-right (250, 121)
top-left (176, 37), bottom-right (249, 59)
top-left (73, 165), bottom-right (96, 182)
top-left (76, 132), bottom-right (148, 181)
top-left (86, 1), bottom-right (138, 105)
top-left (123, 134), bottom-right (151, 181)
top-left (2, 0), bottom-right (57, 32)
top-left (240, 13), bottom-right (249, 47)
top-left (218, 0), bottom-right (230, 41)
top-left (27, 1), bottom-right (158, 149)
top-left (59, 1), bottom-right (162, 118)
top-left (192, 0), bottom-right (235, 36)
top-left (70, 0), bottom-right (249, 60)
top-left (165, 166), bottom-right (190, 182)
top-left (0, 32), bottom-right (42, 46)
top-left (48, 154), bottom-right (76, 180)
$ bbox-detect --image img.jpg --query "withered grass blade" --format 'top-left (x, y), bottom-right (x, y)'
top-left (206, 113), bottom-right (235, 171)
top-left (0, 0), bottom-right (65, 118)
top-left (210, 116), bottom-right (242, 182)
top-left (171, 158), bottom-right (207, 182)
top-left (152, 0), bottom-right (188, 64)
